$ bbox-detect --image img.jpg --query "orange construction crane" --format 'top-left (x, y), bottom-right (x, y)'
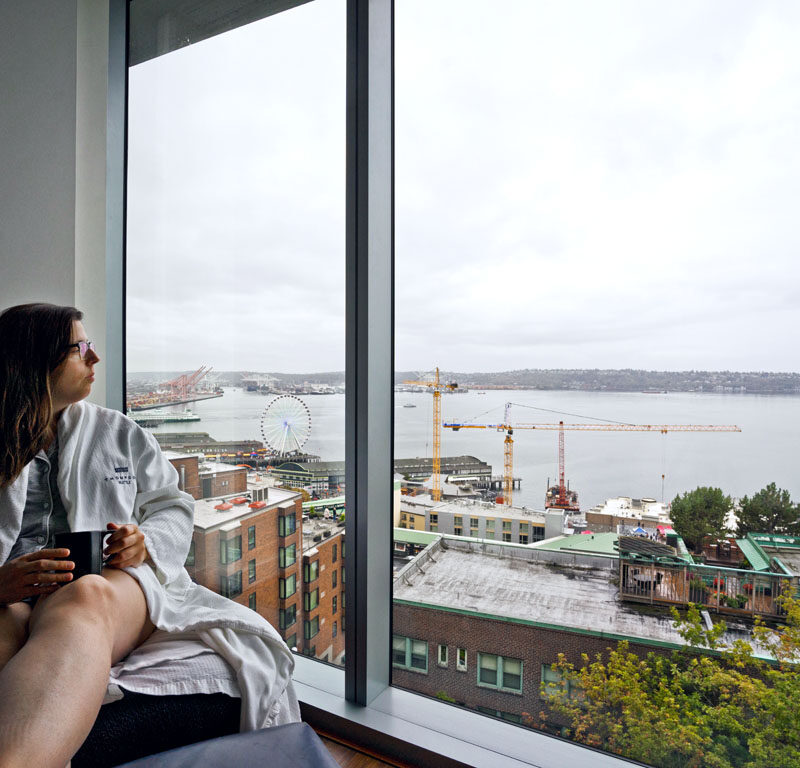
top-left (444, 411), bottom-right (741, 507)
top-left (403, 367), bottom-right (458, 501)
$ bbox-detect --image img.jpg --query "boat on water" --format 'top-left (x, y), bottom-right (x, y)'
top-left (129, 409), bottom-right (201, 426)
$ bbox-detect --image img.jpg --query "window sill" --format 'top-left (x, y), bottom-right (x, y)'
top-left (292, 656), bottom-right (634, 768)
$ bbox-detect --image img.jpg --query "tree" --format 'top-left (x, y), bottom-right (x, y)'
top-left (540, 596), bottom-right (800, 768)
top-left (670, 486), bottom-right (732, 553)
top-left (737, 483), bottom-right (800, 537)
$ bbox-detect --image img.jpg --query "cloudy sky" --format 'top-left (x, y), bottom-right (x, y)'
top-left (127, 0), bottom-right (800, 374)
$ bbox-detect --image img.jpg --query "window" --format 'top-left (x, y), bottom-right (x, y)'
top-left (304, 587), bottom-right (319, 611)
top-left (454, 516), bottom-right (463, 527)
top-left (476, 707), bottom-right (522, 725)
top-left (219, 535), bottom-right (242, 565)
top-left (541, 664), bottom-right (583, 701)
top-left (247, 525), bottom-right (256, 550)
top-left (332, 621), bottom-right (337, 638)
top-left (248, 559), bottom-right (256, 583)
top-left (454, 527), bottom-right (462, 536)
top-left (279, 544), bottom-right (296, 568)
top-left (278, 514), bottom-right (296, 537)
top-left (220, 571), bottom-right (242, 599)
top-left (392, 636), bottom-right (428, 673)
top-left (304, 616), bottom-right (319, 640)
top-left (438, 644), bottom-right (448, 667)
top-left (519, 522), bottom-right (529, 546)
top-left (279, 573), bottom-right (296, 599)
top-left (304, 560), bottom-right (319, 583)
top-left (429, 514), bottom-right (438, 525)
top-left (332, 543), bottom-right (338, 563)
top-left (341, 566), bottom-right (345, 584)
top-left (279, 604), bottom-right (296, 630)
top-left (457, 648), bottom-right (467, 672)
top-left (332, 594), bottom-right (337, 614)
top-left (185, 539), bottom-right (195, 567)
top-left (286, 634), bottom-right (297, 652)
top-left (332, 569), bottom-right (337, 588)
top-left (470, 517), bottom-right (479, 537)
top-left (478, 654), bottom-right (523, 694)
top-left (485, 520), bottom-right (495, 536)
top-left (248, 593), bottom-right (256, 611)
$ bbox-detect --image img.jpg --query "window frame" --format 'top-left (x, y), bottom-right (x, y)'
top-left (477, 653), bottom-right (523, 695)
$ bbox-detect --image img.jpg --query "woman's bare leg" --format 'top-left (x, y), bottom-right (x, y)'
top-left (0, 603), bottom-right (32, 672)
top-left (0, 569), bottom-right (154, 768)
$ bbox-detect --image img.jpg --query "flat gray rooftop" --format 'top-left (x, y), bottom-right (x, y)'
top-left (394, 542), bottom-right (752, 648)
top-left (193, 487), bottom-right (298, 531)
top-left (763, 546), bottom-right (800, 575)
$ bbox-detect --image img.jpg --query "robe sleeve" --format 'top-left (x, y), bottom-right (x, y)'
top-left (132, 428), bottom-right (194, 585)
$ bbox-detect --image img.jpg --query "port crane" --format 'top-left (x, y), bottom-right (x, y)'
top-left (403, 368), bottom-right (458, 501)
top-left (166, 365), bottom-right (212, 402)
top-left (444, 409), bottom-right (741, 507)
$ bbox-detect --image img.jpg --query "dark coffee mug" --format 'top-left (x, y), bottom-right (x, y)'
top-left (54, 530), bottom-right (110, 580)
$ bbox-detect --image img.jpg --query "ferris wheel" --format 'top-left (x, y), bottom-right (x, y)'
top-left (260, 395), bottom-right (312, 456)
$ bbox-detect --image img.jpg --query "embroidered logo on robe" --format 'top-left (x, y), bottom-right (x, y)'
top-left (104, 465), bottom-right (136, 485)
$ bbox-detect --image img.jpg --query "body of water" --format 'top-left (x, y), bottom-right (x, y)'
top-left (147, 387), bottom-right (800, 510)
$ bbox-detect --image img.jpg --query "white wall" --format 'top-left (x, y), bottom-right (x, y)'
top-left (0, 0), bottom-right (119, 407)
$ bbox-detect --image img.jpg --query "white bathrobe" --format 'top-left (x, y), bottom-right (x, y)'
top-left (0, 401), bottom-right (299, 731)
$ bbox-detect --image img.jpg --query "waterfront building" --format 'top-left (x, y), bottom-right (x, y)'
top-left (584, 495), bottom-right (671, 533)
top-left (398, 497), bottom-right (564, 545)
top-left (166, 451), bottom-right (248, 499)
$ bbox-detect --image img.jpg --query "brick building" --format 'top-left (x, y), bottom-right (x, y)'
top-left (165, 452), bottom-right (248, 500)
top-left (391, 537), bottom-right (754, 727)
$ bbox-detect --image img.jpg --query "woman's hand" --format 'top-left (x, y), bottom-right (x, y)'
top-left (0, 549), bottom-right (74, 605)
top-left (104, 522), bottom-right (150, 569)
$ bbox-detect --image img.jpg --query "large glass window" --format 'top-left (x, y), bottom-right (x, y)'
top-left (127, 0), bottom-right (345, 672)
top-left (392, 1), bottom-right (800, 763)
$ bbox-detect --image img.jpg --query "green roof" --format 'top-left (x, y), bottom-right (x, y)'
top-left (531, 532), bottom-right (620, 557)
top-left (736, 538), bottom-right (772, 572)
top-left (394, 528), bottom-right (440, 546)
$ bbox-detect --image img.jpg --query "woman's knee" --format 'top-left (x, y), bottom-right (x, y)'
top-left (29, 575), bottom-right (116, 635)
top-left (0, 602), bottom-right (32, 668)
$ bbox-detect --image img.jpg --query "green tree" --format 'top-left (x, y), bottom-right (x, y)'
top-left (541, 596), bottom-right (800, 768)
top-left (737, 483), bottom-right (800, 537)
top-left (670, 486), bottom-right (732, 554)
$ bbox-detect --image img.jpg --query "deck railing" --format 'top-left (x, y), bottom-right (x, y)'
top-left (619, 556), bottom-right (796, 619)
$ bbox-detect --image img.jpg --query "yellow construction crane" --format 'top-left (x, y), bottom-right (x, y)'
top-left (444, 412), bottom-right (741, 507)
top-left (403, 367), bottom-right (458, 501)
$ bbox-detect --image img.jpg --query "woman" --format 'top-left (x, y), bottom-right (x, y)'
top-left (0, 304), bottom-right (296, 768)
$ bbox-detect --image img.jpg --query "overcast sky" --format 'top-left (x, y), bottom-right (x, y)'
top-left (126, 0), bottom-right (800, 374)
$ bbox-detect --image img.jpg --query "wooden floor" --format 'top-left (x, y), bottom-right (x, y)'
top-left (318, 733), bottom-right (409, 768)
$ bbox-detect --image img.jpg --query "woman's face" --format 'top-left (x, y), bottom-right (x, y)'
top-left (50, 320), bottom-right (101, 413)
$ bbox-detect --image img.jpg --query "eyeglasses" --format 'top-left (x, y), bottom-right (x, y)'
top-left (66, 340), bottom-right (96, 359)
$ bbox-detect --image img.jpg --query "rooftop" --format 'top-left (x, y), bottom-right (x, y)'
top-left (302, 516), bottom-right (344, 554)
top-left (531, 532), bottom-right (621, 558)
top-left (394, 538), bottom-right (753, 650)
top-left (193, 487), bottom-right (299, 530)
top-left (431, 498), bottom-right (549, 524)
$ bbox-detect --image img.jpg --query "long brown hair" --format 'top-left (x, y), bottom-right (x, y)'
top-left (0, 303), bottom-right (83, 488)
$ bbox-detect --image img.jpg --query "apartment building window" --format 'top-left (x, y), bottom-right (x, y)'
top-left (438, 644), bottom-right (448, 667)
top-left (220, 571), bottom-right (242, 599)
top-left (219, 535), bottom-right (242, 565)
top-left (341, 566), bottom-right (345, 584)
top-left (332, 621), bottom-right (337, 638)
top-left (454, 526), bottom-right (462, 536)
top-left (429, 514), bottom-right (438, 525)
top-left (341, 540), bottom-right (345, 559)
top-left (332, 569), bottom-right (337, 588)
top-left (248, 593), bottom-right (256, 611)
top-left (285, 634), bottom-right (297, 651)
top-left (470, 517), bottom-right (479, 537)
top-left (478, 654), bottom-right (523, 694)
top-left (454, 516), bottom-right (463, 527)
top-left (502, 520), bottom-right (512, 542)
top-left (248, 559), bottom-right (256, 583)
top-left (247, 525), bottom-right (256, 549)
top-left (392, 636), bottom-right (427, 673)
top-left (279, 604), bottom-right (296, 630)
top-left (304, 560), bottom-right (319, 583)
top-left (457, 648), bottom-right (468, 672)
top-left (278, 514), bottom-right (296, 537)
top-left (279, 543), bottom-right (296, 568)
top-left (332, 543), bottom-right (338, 563)
top-left (519, 522), bottom-right (529, 546)
top-left (541, 665), bottom-right (583, 701)
top-left (485, 520), bottom-right (495, 537)
top-left (279, 573), bottom-right (296, 599)
top-left (304, 616), bottom-right (320, 640)
top-left (185, 540), bottom-right (195, 567)
top-left (332, 595), bottom-right (337, 614)
top-left (532, 526), bottom-right (545, 543)
top-left (304, 587), bottom-right (319, 611)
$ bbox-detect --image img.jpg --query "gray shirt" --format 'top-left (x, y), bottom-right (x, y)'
top-left (7, 439), bottom-right (70, 561)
